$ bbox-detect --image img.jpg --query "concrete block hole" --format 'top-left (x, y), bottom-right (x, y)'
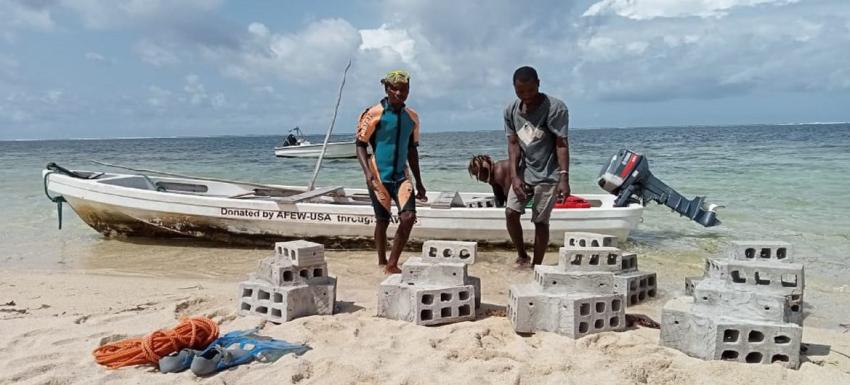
top-left (458, 304), bottom-right (471, 316)
top-left (421, 309), bottom-right (433, 321)
top-left (314, 268), bottom-right (323, 277)
top-left (772, 354), bottom-right (789, 363)
top-left (258, 290), bottom-right (270, 301)
top-left (459, 291), bottom-right (470, 301)
top-left (610, 316), bottom-right (620, 327)
top-left (274, 293), bottom-right (283, 303)
top-left (721, 350), bottom-right (739, 360)
top-left (595, 302), bottom-right (605, 312)
top-left (441, 307), bottom-right (451, 317)
top-left (283, 271), bottom-right (293, 282)
top-left (594, 319), bottom-right (604, 329)
top-left (422, 294), bottom-right (434, 305)
top-left (580, 303), bottom-right (590, 316)
top-left (745, 352), bottom-right (763, 363)
top-left (748, 330), bottom-right (765, 342)
top-left (441, 292), bottom-right (452, 302)
top-left (256, 306), bottom-right (269, 314)
top-left (240, 302), bottom-right (251, 311)
top-left (774, 335), bottom-right (791, 344)
top-left (607, 254), bottom-right (617, 265)
top-left (271, 308), bottom-right (282, 318)
top-left (723, 329), bottom-right (740, 343)
top-left (241, 288), bottom-right (253, 298)
top-left (612, 299), bottom-right (622, 312)
top-left (579, 322), bottom-right (589, 333)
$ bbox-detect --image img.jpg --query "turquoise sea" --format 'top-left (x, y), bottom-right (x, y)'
top-left (1, 124), bottom-right (849, 286)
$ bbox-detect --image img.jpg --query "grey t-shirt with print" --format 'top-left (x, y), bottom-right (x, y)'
top-left (504, 94), bottom-right (569, 184)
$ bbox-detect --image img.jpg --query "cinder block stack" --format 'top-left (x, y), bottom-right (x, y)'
top-left (377, 240), bottom-right (481, 326)
top-left (238, 240), bottom-right (337, 322)
top-left (563, 232), bottom-right (658, 306)
top-left (661, 241), bottom-right (805, 369)
top-left (508, 232), bottom-right (657, 338)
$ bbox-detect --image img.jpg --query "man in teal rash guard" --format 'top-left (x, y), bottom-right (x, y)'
top-left (355, 70), bottom-right (427, 274)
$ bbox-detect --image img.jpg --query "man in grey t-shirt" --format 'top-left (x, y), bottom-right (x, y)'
top-left (504, 66), bottom-right (570, 267)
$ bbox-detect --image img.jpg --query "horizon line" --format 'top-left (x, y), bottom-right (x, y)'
top-left (2, 121), bottom-right (848, 142)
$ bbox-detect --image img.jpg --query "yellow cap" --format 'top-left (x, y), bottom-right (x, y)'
top-left (381, 70), bottom-right (410, 85)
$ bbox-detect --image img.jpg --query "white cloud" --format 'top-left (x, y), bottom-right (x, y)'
top-left (84, 51), bottom-right (107, 62)
top-left (583, 0), bottom-right (800, 20)
top-left (359, 25), bottom-right (416, 64)
top-left (220, 19), bottom-right (361, 84)
top-left (134, 39), bottom-right (179, 67)
top-left (62, 0), bottom-right (223, 29)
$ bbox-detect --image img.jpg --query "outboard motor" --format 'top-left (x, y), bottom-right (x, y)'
top-left (597, 149), bottom-right (721, 227)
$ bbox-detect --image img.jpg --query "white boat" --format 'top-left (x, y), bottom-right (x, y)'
top-left (274, 127), bottom-right (356, 159)
top-left (274, 141), bottom-right (356, 159)
top-left (42, 166), bottom-right (644, 246)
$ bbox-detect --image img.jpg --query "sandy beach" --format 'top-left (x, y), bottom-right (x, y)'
top-left (2, 249), bottom-right (849, 385)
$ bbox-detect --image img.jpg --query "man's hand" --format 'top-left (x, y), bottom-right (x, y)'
top-left (558, 178), bottom-right (571, 198)
top-left (416, 183), bottom-right (428, 202)
top-left (511, 176), bottom-right (527, 201)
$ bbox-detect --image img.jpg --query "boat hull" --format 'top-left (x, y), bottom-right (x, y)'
top-left (45, 171), bottom-right (644, 247)
top-left (274, 141), bottom-right (356, 159)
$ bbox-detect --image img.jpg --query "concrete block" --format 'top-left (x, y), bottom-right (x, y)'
top-left (556, 293), bottom-right (626, 338)
top-left (558, 247), bottom-right (623, 272)
top-left (507, 283), bottom-right (560, 333)
top-left (613, 271), bottom-right (658, 306)
top-left (421, 240), bottom-right (477, 264)
top-left (238, 278), bottom-right (336, 322)
top-left (703, 258), bottom-right (804, 296)
top-left (400, 258), bottom-right (467, 286)
top-left (377, 275), bottom-right (415, 321)
top-left (713, 320), bottom-right (802, 369)
top-left (685, 276), bottom-right (702, 296)
top-left (377, 275), bottom-right (476, 326)
top-left (660, 296), bottom-right (802, 369)
top-left (533, 265), bottom-right (615, 294)
top-left (693, 279), bottom-right (803, 325)
top-left (620, 253), bottom-right (638, 273)
top-left (257, 257), bottom-right (329, 286)
top-left (274, 240), bottom-right (324, 266)
top-left (464, 196), bottom-right (496, 208)
top-left (563, 232), bottom-right (618, 248)
top-left (507, 284), bottom-right (625, 338)
top-left (728, 241), bottom-right (793, 263)
top-left (412, 285), bottom-right (476, 326)
top-left (466, 275), bottom-right (482, 309)
top-left (660, 296), bottom-right (715, 359)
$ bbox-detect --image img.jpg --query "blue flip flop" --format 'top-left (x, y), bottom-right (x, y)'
top-left (189, 329), bottom-right (309, 376)
top-left (158, 348), bottom-right (199, 373)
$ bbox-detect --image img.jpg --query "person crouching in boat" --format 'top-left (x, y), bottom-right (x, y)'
top-left (355, 70), bottom-right (428, 274)
top-left (467, 154), bottom-right (512, 208)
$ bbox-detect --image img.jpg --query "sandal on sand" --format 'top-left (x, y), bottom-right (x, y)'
top-left (189, 329), bottom-right (309, 376)
top-left (158, 348), bottom-right (199, 373)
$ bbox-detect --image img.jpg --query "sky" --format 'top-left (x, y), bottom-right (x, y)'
top-left (1, 0), bottom-right (849, 140)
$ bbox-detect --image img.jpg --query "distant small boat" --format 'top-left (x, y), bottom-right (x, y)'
top-left (274, 127), bottom-right (356, 159)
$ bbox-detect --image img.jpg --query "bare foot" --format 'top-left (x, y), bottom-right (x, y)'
top-left (383, 265), bottom-right (402, 275)
top-left (514, 256), bottom-right (532, 269)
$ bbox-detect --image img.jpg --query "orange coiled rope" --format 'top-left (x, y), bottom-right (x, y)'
top-left (93, 316), bottom-right (219, 369)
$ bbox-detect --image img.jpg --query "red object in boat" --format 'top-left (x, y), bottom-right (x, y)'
top-left (554, 195), bottom-right (591, 209)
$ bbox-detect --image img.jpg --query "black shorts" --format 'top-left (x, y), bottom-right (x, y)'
top-left (368, 178), bottom-right (416, 221)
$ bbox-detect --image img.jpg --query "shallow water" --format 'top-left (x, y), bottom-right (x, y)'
top-left (1, 124), bottom-right (849, 286)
